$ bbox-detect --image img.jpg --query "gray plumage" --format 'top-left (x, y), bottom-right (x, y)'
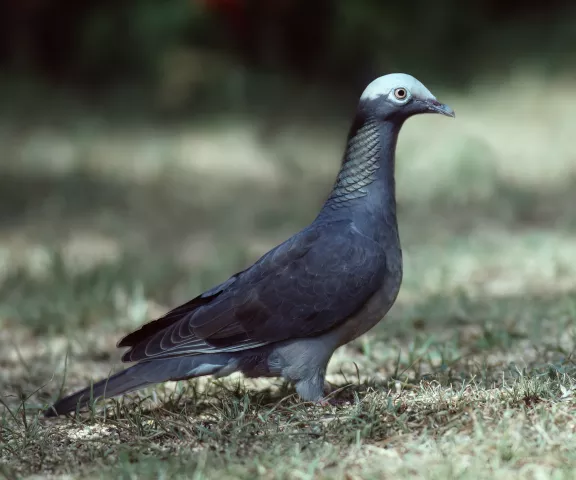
top-left (44, 73), bottom-right (454, 417)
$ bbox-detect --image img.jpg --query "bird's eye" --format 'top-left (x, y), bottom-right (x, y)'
top-left (394, 88), bottom-right (408, 100)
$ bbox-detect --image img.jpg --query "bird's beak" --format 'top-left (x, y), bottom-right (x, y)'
top-left (425, 99), bottom-right (455, 118)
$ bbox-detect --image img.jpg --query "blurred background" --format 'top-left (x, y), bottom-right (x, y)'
top-left (1, 0), bottom-right (576, 398)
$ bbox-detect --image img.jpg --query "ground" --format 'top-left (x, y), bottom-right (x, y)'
top-left (2, 73), bottom-right (576, 479)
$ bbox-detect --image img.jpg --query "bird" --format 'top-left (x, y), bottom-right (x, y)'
top-left (44, 73), bottom-right (454, 417)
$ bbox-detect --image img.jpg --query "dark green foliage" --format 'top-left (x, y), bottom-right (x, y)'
top-left (77, 0), bottom-right (207, 80)
top-left (0, 0), bottom-right (574, 91)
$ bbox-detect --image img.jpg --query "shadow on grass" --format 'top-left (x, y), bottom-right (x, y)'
top-left (1, 167), bottom-right (575, 247)
top-left (403, 175), bottom-right (576, 233)
top-left (0, 168), bottom-right (322, 249)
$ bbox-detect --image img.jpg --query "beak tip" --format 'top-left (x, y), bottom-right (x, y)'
top-left (427, 99), bottom-right (455, 118)
top-left (440, 104), bottom-right (455, 118)
top-left (438, 103), bottom-right (456, 118)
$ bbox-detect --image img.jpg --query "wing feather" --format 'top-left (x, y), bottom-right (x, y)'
top-left (120, 221), bottom-right (387, 362)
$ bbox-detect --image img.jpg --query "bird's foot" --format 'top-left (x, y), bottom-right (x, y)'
top-left (316, 396), bottom-right (350, 407)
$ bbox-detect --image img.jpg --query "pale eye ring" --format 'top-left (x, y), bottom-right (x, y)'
top-left (394, 88), bottom-right (408, 100)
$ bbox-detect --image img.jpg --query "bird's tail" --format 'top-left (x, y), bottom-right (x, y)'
top-left (44, 354), bottom-right (236, 417)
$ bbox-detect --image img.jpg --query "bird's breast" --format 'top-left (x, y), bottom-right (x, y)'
top-left (336, 247), bottom-right (403, 347)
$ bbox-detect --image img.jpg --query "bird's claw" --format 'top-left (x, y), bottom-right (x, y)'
top-left (317, 397), bottom-right (350, 407)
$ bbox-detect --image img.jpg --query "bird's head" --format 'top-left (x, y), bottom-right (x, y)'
top-left (359, 73), bottom-right (455, 122)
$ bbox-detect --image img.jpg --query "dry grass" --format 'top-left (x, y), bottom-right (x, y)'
top-left (2, 72), bottom-right (576, 478)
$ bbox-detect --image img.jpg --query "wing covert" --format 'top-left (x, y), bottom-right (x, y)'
top-left (121, 222), bottom-right (386, 362)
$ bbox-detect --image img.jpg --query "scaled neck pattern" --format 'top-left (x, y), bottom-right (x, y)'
top-left (323, 115), bottom-right (398, 213)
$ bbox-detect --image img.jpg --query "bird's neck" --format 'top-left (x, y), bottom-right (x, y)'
top-left (319, 115), bottom-right (400, 231)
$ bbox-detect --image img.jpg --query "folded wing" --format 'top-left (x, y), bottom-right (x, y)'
top-left (120, 221), bottom-right (386, 362)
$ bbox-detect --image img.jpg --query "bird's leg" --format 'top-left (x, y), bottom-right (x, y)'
top-left (294, 368), bottom-right (349, 406)
top-left (275, 339), bottom-right (336, 403)
top-left (294, 370), bottom-right (326, 403)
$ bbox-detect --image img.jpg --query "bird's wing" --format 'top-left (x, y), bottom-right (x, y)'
top-left (120, 221), bottom-right (387, 362)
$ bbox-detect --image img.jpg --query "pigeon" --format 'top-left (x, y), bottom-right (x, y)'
top-left (44, 73), bottom-right (454, 417)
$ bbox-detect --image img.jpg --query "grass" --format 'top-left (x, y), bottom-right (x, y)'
top-left (2, 71), bottom-right (576, 478)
